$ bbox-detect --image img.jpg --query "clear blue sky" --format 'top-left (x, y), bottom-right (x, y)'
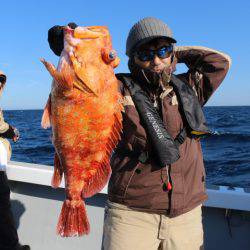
top-left (0, 0), bottom-right (249, 109)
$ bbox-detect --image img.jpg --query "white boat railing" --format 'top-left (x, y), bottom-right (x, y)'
top-left (6, 161), bottom-right (250, 211)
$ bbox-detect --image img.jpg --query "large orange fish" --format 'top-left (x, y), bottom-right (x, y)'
top-left (40, 26), bottom-right (123, 237)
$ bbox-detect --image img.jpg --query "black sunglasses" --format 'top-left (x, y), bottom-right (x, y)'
top-left (135, 45), bottom-right (173, 62)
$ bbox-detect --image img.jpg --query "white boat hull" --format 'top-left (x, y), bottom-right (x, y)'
top-left (7, 161), bottom-right (250, 250)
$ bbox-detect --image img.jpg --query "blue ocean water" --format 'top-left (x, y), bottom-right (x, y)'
top-left (3, 106), bottom-right (250, 188)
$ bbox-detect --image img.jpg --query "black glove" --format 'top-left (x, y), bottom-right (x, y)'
top-left (0, 125), bottom-right (16, 139)
top-left (48, 22), bottom-right (78, 56)
top-left (0, 74), bottom-right (6, 84)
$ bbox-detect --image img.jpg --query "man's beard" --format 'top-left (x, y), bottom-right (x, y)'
top-left (128, 56), bottom-right (177, 90)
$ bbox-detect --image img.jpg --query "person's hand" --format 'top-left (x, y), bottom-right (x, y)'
top-left (12, 127), bottom-right (20, 142)
top-left (0, 74), bottom-right (6, 84)
top-left (0, 74), bottom-right (6, 89)
top-left (48, 22), bottom-right (78, 56)
top-left (48, 25), bottom-right (64, 56)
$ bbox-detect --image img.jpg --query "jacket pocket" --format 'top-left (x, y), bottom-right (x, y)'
top-left (109, 156), bottom-right (139, 197)
top-left (123, 162), bottom-right (141, 199)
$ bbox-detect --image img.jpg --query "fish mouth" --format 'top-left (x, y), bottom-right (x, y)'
top-left (65, 26), bottom-right (108, 40)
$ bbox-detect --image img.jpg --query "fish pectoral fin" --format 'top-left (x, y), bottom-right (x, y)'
top-left (73, 79), bottom-right (88, 92)
top-left (68, 53), bottom-right (97, 96)
top-left (73, 77), bottom-right (98, 97)
top-left (40, 58), bottom-right (73, 90)
top-left (41, 94), bottom-right (52, 129)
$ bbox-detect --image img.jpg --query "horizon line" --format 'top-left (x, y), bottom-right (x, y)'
top-left (3, 105), bottom-right (250, 111)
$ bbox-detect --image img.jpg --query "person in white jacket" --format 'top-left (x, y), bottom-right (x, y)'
top-left (0, 71), bottom-right (30, 250)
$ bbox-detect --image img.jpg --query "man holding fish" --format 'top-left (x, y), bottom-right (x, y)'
top-left (48, 17), bottom-right (231, 249)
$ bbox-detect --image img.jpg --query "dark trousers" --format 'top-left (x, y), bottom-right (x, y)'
top-left (0, 171), bottom-right (19, 250)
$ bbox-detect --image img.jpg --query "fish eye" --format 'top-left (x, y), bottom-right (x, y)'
top-left (108, 50), bottom-right (116, 60)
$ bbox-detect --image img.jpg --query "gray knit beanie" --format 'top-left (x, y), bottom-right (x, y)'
top-left (126, 17), bottom-right (176, 57)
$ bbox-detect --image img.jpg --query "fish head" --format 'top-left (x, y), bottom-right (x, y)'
top-left (62, 26), bottom-right (120, 95)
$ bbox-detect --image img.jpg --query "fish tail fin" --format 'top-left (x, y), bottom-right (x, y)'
top-left (51, 153), bottom-right (63, 188)
top-left (41, 95), bottom-right (51, 129)
top-left (82, 161), bottom-right (111, 198)
top-left (57, 199), bottom-right (90, 237)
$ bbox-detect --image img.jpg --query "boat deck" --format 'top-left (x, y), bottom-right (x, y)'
top-left (7, 161), bottom-right (250, 250)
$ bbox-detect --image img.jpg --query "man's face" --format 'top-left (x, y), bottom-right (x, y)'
top-left (134, 38), bottom-right (173, 74)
